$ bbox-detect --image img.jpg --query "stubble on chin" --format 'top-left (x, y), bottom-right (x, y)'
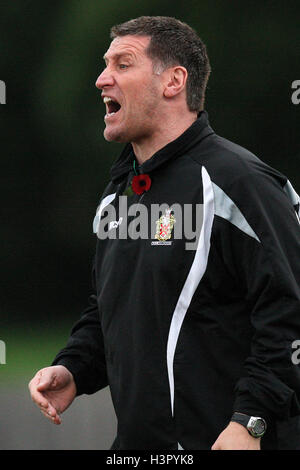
top-left (103, 125), bottom-right (126, 143)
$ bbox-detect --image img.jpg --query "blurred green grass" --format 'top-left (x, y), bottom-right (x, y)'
top-left (0, 324), bottom-right (71, 385)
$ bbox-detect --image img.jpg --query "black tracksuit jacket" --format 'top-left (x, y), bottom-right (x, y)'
top-left (53, 111), bottom-right (300, 450)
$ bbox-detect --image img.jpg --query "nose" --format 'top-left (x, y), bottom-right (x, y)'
top-left (95, 67), bottom-right (114, 90)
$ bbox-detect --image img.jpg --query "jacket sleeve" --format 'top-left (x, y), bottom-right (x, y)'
top-left (52, 256), bottom-right (108, 396)
top-left (220, 167), bottom-right (300, 422)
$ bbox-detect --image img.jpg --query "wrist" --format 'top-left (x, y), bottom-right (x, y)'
top-left (228, 421), bottom-right (261, 440)
top-left (231, 412), bottom-right (267, 438)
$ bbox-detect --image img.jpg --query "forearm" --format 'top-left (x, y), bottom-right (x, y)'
top-left (52, 294), bottom-right (108, 395)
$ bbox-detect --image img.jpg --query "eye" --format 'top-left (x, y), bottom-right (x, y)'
top-left (118, 64), bottom-right (129, 70)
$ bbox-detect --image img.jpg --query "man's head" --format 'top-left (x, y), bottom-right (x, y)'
top-left (110, 16), bottom-right (211, 113)
top-left (96, 16), bottom-right (211, 144)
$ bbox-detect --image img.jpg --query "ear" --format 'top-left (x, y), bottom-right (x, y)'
top-left (163, 66), bottom-right (188, 99)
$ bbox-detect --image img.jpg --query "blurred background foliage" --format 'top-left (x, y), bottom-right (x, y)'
top-left (0, 0), bottom-right (299, 377)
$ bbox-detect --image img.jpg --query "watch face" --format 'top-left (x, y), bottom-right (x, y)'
top-left (248, 417), bottom-right (266, 437)
top-left (254, 419), bottom-right (266, 435)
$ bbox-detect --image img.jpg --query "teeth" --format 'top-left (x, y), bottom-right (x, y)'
top-left (103, 96), bottom-right (120, 119)
top-left (104, 112), bottom-right (116, 119)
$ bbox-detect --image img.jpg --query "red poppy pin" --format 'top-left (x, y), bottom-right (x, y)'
top-left (131, 174), bottom-right (152, 195)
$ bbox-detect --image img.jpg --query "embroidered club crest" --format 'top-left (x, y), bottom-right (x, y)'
top-left (155, 208), bottom-right (176, 241)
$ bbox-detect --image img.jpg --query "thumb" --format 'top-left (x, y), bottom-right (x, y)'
top-left (37, 370), bottom-right (56, 391)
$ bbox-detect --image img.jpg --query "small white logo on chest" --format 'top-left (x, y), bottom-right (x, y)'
top-left (109, 217), bottom-right (123, 230)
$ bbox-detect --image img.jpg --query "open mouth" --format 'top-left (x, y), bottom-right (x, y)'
top-left (103, 97), bottom-right (121, 117)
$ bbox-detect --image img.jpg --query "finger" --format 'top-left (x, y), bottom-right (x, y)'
top-left (46, 402), bottom-right (61, 418)
top-left (29, 382), bottom-right (50, 409)
top-left (33, 373), bottom-right (58, 408)
top-left (29, 372), bottom-right (51, 407)
top-left (40, 408), bottom-right (62, 425)
top-left (40, 406), bottom-right (62, 425)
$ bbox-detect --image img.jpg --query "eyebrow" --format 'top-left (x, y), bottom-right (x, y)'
top-left (103, 52), bottom-right (135, 63)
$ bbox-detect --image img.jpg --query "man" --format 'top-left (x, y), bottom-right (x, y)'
top-left (29, 16), bottom-right (300, 450)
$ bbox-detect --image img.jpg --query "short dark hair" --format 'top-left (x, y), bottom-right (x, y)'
top-left (110, 16), bottom-right (211, 113)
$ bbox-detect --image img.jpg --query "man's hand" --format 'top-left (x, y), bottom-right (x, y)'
top-left (211, 421), bottom-right (261, 450)
top-left (28, 365), bottom-right (77, 425)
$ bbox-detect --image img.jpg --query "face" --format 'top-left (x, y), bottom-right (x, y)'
top-left (95, 35), bottom-right (163, 144)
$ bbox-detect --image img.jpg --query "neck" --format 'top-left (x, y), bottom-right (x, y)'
top-left (132, 112), bottom-right (198, 165)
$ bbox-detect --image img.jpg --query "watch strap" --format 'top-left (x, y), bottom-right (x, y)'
top-left (231, 412), bottom-right (250, 428)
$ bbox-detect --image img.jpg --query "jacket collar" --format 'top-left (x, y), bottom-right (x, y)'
top-left (110, 110), bottom-right (214, 184)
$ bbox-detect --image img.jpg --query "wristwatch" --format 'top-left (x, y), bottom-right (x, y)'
top-left (231, 412), bottom-right (267, 438)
